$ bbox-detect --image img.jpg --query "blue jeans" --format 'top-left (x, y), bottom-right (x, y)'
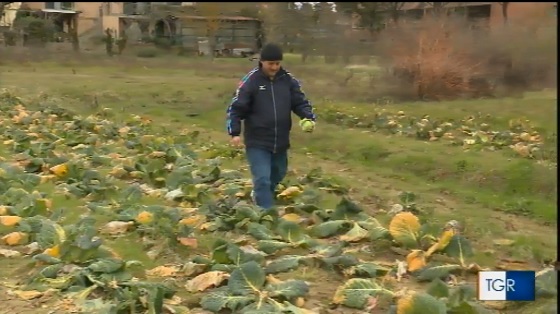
top-left (245, 147), bottom-right (288, 210)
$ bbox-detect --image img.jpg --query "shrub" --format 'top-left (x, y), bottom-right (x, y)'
top-left (13, 16), bottom-right (56, 47)
top-left (153, 37), bottom-right (173, 50)
top-left (88, 35), bottom-right (107, 46)
top-left (3, 30), bottom-right (17, 46)
top-left (375, 16), bottom-right (492, 101)
top-left (374, 14), bottom-right (557, 101)
top-left (481, 23), bottom-right (557, 91)
top-left (136, 48), bottom-right (158, 58)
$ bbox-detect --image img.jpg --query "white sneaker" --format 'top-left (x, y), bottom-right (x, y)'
top-left (250, 190), bottom-right (256, 203)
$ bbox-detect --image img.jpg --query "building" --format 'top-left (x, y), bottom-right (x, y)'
top-left (14, 2), bottom-right (261, 50)
top-left (17, 2), bottom-right (187, 37)
top-left (487, 2), bottom-right (556, 27)
top-left (20, 2), bottom-right (101, 36)
top-left (394, 2), bottom-right (556, 28)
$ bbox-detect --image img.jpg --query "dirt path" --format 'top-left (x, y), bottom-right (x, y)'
top-left (0, 285), bottom-right (55, 314)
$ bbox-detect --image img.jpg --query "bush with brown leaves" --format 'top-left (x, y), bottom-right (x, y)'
top-left (375, 15), bottom-right (556, 101)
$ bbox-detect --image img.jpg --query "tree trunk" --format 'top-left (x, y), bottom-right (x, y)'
top-left (392, 11), bottom-right (400, 26)
top-left (390, 3), bottom-right (403, 26)
top-left (207, 34), bottom-right (216, 61)
top-left (105, 29), bottom-right (113, 57)
top-left (70, 15), bottom-right (80, 53)
top-left (432, 3), bottom-right (446, 17)
top-left (501, 2), bottom-right (509, 25)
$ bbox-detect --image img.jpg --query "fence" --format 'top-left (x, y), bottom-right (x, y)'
top-left (179, 19), bottom-right (259, 49)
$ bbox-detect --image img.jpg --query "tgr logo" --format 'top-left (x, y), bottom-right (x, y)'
top-left (485, 278), bottom-right (516, 292)
top-left (478, 271), bottom-right (536, 301)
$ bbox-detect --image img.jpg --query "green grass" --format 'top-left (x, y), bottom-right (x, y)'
top-left (0, 54), bottom-right (557, 311)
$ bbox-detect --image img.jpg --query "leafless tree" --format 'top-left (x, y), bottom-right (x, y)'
top-left (335, 2), bottom-right (385, 34)
top-left (380, 2), bottom-right (406, 25)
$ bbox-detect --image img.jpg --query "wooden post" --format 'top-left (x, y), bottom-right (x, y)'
top-left (70, 14), bottom-right (80, 53)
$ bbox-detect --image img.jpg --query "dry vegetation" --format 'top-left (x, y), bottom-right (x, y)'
top-left (374, 15), bottom-right (557, 100)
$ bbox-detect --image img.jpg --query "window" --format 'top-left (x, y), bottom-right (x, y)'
top-left (44, 2), bottom-right (74, 10)
top-left (466, 5), bottom-right (491, 19)
top-left (123, 2), bottom-right (149, 15)
top-left (403, 9), bottom-right (424, 20)
top-left (123, 3), bottom-right (136, 15)
top-left (61, 2), bottom-right (74, 10)
top-left (449, 7), bottom-right (467, 17)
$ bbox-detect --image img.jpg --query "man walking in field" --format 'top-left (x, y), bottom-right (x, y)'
top-left (226, 43), bottom-right (316, 211)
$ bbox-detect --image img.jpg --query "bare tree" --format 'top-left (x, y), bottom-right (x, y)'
top-left (380, 2), bottom-right (406, 25)
top-left (259, 3), bottom-right (304, 49)
top-left (424, 2), bottom-right (450, 16)
top-left (313, 3), bottom-right (341, 63)
top-left (68, 14), bottom-right (80, 53)
top-left (194, 2), bottom-right (223, 59)
top-left (314, 2), bottom-right (338, 31)
top-left (296, 2), bottom-right (316, 62)
top-left (334, 2), bottom-right (385, 35)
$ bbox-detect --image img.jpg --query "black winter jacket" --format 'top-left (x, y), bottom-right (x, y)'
top-left (226, 66), bottom-right (316, 153)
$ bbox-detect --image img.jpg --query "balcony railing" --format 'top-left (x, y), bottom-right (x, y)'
top-left (45, 2), bottom-right (75, 10)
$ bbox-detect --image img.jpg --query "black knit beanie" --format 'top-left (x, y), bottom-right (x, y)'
top-left (260, 43), bottom-right (283, 61)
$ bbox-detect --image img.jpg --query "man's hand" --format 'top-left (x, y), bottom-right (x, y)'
top-left (299, 119), bottom-right (315, 133)
top-left (230, 136), bottom-right (243, 147)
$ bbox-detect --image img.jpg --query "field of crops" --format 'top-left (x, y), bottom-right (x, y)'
top-left (0, 86), bottom-right (556, 314)
top-left (318, 105), bottom-right (556, 164)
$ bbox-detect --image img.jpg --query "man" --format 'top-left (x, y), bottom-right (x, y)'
top-left (226, 43), bottom-right (316, 211)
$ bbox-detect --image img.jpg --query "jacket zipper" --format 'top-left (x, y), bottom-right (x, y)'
top-left (270, 80), bottom-right (278, 153)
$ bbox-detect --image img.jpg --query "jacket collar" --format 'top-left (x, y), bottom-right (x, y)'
top-left (257, 63), bottom-right (288, 80)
